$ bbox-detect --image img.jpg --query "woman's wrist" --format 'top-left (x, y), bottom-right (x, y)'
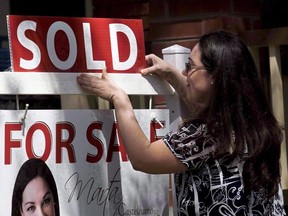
top-left (110, 90), bottom-right (130, 106)
top-left (163, 66), bottom-right (182, 83)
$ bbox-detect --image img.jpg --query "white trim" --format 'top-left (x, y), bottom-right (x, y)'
top-left (0, 72), bottom-right (175, 95)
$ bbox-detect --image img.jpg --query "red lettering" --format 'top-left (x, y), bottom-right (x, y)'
top-left (3, 117), bottom-right (156, 165)
top-left (150, 121), bottom-right (165, 142)
top-left (26, 122), bottom-right (52, 161)
top-left (5, 123), bottom-right (22, 164)
top-left (106, 122), bottom-right (128, 162)
top-left (86, 122), bottom-right (104, 163)
top-left (56, 122), bottom-right (76, 163)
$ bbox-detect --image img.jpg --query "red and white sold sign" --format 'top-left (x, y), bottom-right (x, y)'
top-left (7, 15), bottom-right (146, 73)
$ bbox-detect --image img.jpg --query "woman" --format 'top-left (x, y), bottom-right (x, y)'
top-left (77, 31), bottom-right (286, 215)
top-left (11, 158), bottom-right (60, 216)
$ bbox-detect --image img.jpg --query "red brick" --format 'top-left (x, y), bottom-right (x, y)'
top-left (222, 16), bottom-right (247, 32)
top-left (233, 0), bottom-right (261, 16)
top-left (142, 16), bottom-right (150, 31)
top-left (251, 18), bottom-right (262, 30)
top-left (201, 17), bottom-right (226, 33)
top-left (202, 16), bottom-right (248, 34)
top-left (150, 1), bottom-right (166, 18)
top-left (168, 0), bottom-right (232, 17)
top-left (148, 21), bottom-right (202, 41)
top-left (93, 1), bottom-right (149, 18)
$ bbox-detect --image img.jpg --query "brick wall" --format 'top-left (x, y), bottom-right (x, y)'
top-left (92, 0), bottom-right (262, 108)
top-left (92, 0), bottom-right (261, 56)
top-left (148, 0), bottom-right (262, 56)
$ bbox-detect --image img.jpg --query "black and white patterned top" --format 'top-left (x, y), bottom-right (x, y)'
top-left (163, 121), bottom-right (286, 216)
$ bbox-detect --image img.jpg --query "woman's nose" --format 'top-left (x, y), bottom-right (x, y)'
top-left (35, 208), bottom-right (47, 216)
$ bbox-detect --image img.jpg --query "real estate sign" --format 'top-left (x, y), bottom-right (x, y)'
top-left (0, 109), bottom-right (169, 215)
top-left (7, 15), bottom-right (146, 73)
top-left (3, 15), bottom-right (170, 216)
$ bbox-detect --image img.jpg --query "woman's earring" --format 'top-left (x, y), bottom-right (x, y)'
top-left (211, 81), bottom-right (214, 85)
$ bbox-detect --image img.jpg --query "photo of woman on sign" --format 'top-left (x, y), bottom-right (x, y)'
top-left (11, 158), bottom-right (60, 216)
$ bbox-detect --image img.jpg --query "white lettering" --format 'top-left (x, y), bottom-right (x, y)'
top-left (109, 23), bottom-right (137, 70)
top-left (83, 23), bottom-right (106, 70)
top-left (17, 20), bottom-right (41, 69)
top-left (47, 21), bottom-right (77, 70)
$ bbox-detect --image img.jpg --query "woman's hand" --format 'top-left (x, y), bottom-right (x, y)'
top-left (76, 68), bottom-right (124, 102)
top-left (77, 65), bottom-right (187, 174)
top-left (140, 54), bottom-right (177, 79)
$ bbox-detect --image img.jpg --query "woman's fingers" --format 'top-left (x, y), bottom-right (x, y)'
top-left (77, 68), bottom-right (119, 101)
top-left (77, 74), bottom-right (95, 87)
top-left (141, 65), bottom-right (156, 75)
top-left (101, 67), bottom-right (108, 79)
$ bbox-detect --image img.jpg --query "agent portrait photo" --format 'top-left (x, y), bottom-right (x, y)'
top-left (11, 158), bottom-right (60, 216)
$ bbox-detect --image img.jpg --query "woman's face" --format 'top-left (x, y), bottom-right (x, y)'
top-left (182, 43), bottom-right (213, 111)
top-left (21, 176), bottom-right (55, 216)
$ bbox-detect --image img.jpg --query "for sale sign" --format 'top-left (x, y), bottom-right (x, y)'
top-left (0, 109), bottom-right (169, 216)
top-left (7, 15), bottom-right (145, 73)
